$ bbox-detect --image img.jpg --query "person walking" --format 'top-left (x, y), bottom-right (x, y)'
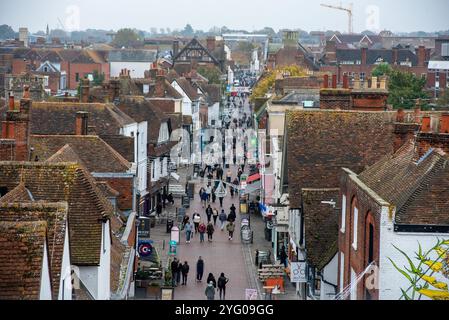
top-left (205, 282), bottom-right (215, 300)
top-left (226, 221), bottom-right (235, 241)
top-left (201, 191), bottom-right (208, 208)
top-left (181, 262), bottom-right (190, 285)
top-left (185, 220), bottom-right (193, 244)
top-left (226, 169), bottom-right (232, 183)
top-left (212, 208), bottom-right (219, 226)
top-left (219, 210), bottom-right (227, 231)
top-left (207, 222), bottom-right (215, 242)
top-left (171, 258), bottom-right (179, 287)
top-left (196, 257), bottom-right (205, 282)
top-left (217, 273), bottom-right (229, 300)
top-left (207, 273), bottom-right (217, 288)
top-left (280, 245), bottom-right (288, 268)
top-left (230, 204), bottom-right (237, 216)
top-left (199, 187), bottom-right (205, 199)
top-left (198, 222), bottom-right (206, 243)
top-left (228, 210), bottom-right (236, 224)
top-left (156, 202), bottom-right (163, 217)
top-left (206, 205), bottom-right (213, 224)
top-left (211, 188), bottom-right (217, 203)
top-left (219, 196), bottom-right (224, 208)
top-left (182, 215), bottom-right (190, 230)
top-left (205, 184), bottom-right (212, 203)
top-left (193, 213), bottom-right (201, 234)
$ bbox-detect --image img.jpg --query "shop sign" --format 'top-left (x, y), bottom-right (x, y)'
top-left (290, 262), bottom-right (307, 283)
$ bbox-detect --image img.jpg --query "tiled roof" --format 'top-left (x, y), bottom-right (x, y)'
top-left (0, 162), bottom-right (114, 266)
top-left (0, 102), bottom-right (136, 136)
top-left (0, 220), bottom-right (48, 300)
top-left (359, 141), bottom-right (449, 225)
top-left (302, 189), bottom-right (340, 270)
top-left (31, 136), bottom-right (131, 173)
top-left (173, 77), bottom-right (199, 101)
top-left (96, 181), bottom-right (120, 198)
top-left (0, 183), bottom-right (34, 203)
top-left (100, 135), bottom-right (135, 162)
top-left (286, 110), bottom-right (397, 208)
top-left (118, 98), bottom-right (169, 144)
top-left (0, 202), bottom-right (69, 299)
top-left (199, 83), bottom-right (221, 104)
top-left (147, 79), bottom-right (183, 99)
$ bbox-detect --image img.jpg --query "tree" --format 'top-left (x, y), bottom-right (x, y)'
top-left (112, 28), bottom-right (142, 48)
top-left (182, 24), bottom-right (194, 37)
top-left (250, 65), bottom-right (309, 101)
top-left (387, 70), bottom-right (428, 109)
top-left (437, 89), bottom-right (449, 108)
top-left (0, 24), bottom-right (16, 40)
top-left (92, 70), bottom-right (105, 86)
top-left (197, 66), bottom-right (222, 85)
top-left (371, 63), bottom-right (392, 77)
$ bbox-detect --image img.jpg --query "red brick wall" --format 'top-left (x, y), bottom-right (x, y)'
top-left (340, 171), bottom-right (382, 300)
top-left (12, 59), bottom-right (27, 75)
top-left (417, 133), bottom-right (449, 157)
top-left (320, 89), bottom-right (352, 110)
top-left (62, 63), bottom-right (102, 90)
top-left (102, 177), bottom-right (133, 211)
top-left (0, 140), bottom-right (16, 161)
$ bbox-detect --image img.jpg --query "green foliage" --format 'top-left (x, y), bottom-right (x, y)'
top-left (113, 28), bottom-right (142, 48)
top-left (238, 41), bottom-right (257, 53)
top-left (197, 66), bottom-right (222, 85)
top-left (92, 70), bottom-right (105, 86)
top-left (182, 24), bottom-right (194, 36)
top-left (387, 70), bottom-right (428, 109)
top-left (389, 239), bottom-right (449, 300)
top-left (437, 89), bottom-right (449, 108)
top-left (371, 63), bottom-right (393, 77)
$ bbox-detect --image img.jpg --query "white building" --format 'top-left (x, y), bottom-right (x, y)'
top-left (109, 50), bottom-right (157, 78)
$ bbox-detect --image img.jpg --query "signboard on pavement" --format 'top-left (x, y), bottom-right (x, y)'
top-left (290, 262), bottom-right (307, 283)
top-left (138, 241), bottom-right (153, 258)
top-left (215, 181), bottom-right (228, 198)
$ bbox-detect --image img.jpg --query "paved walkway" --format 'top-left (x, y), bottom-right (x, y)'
top-left (173, 166), bottom-right (251, 300)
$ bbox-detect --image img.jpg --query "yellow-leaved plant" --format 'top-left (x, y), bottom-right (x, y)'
top-left (388, 239), bottom-right (449, 300)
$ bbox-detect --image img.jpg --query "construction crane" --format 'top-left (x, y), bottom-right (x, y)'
top-left (321, 3), bottom-right (354, 34)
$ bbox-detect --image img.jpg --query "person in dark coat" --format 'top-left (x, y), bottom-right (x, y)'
top-left (207, 273), bottom-right (217, 288)
top-left (230, 204), bottom-right (237, 215)
top-left (156, 202), bottom-right (163, 217)
top-left (181, 262), bottom-right (190, 285)
top-left (217, 273), bottom-right (229, 300)
top-left (280, 245), bottom-right (288, 268)
top-left (196, 257), bottom-right (205, 282)
top-left (206, 205), bottom-right (213, 223)
top-left (171, 258), bottom-right (179, 287)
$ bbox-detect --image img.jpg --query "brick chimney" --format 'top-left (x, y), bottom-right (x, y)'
top-left (173, 40), bottom-right (180, 57)
top-left (332, 74), bottom-right (337, 89)
top-left (325, 40), bottom-right (337, 63)
top-left (75, 111), bottom-right (89, 136)
top-left (379, 76), bottom-right (387, 90)
top-left (80, 79), bottom-right (90, 103)
top-left (155, 72), bottom-right (166, 98)
top-left (8, 92), bottom-right (15, 111)
top-left (414, 108), bottom-right (421, 124)
top-left (207, 37), bottom-right (216, 52)
top-left (417, 46), bottom-right (426, 67)
top-left (323, 74), bottom-right (329, 88)
top-left (440, 114), bottom-right (449, 134)
top-left (421, 116), bottom-right (431, 133)
top-left (361, 47), bottom-right (367, 65)
top-left (1, 98), bottom-right (31, 161)
top-left (108, 79), bottom-right (120, 102)
top-left (396, 109), bottom-right (405, 123)
top-left (343, 74), bottom-right (349, 89)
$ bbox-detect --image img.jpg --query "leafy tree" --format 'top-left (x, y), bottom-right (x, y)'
top-left (387, 70), bottom-right (428, 109)
top-left (182, 24), bottom-right (194, 37)
top-left (238, 42), bottom-right (256, 53)
top-left (92, 70), bottom-right (105, 86)
top-left (437, 89), bottom-right (449, 108)
top-left (197, 66), bottom-right (222, 85)
top-left (250, 65), bottom-right (308, 101)
top-left (0, 24), bottom-right (16, 40)
top-left (371, 63), bottom-right (392, 77)
top-left (113, 28), bottom-right (142, 48)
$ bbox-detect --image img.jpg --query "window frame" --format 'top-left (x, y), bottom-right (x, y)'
top-left (341, 194), bottom-right (347, 233)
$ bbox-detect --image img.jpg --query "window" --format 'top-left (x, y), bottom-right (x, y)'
top-left (44, 66), bottom-right (48, 73)
top-left (158, 122), bottom-right (169, 144)
top-left (368, 223), bottom-right (374, 264)
top-left (340, 252), bottom-right (345, 293)
top-left (352, 206), bottom-right (359, 250)
top-left (341, 195), bottom-right (346, 233)
top-left (360, 73), bottom-right (365, 81)
top-left (75, 73), bottom-right (79, 82)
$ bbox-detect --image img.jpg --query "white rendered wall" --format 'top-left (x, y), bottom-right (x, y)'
top-left (110, 62), bottom-right (152, 78)
top-left (97, 221), bottom-right (111, 300)
top-left (58, 226), bottom-right (72, 300)
top-left (40, 240), bottom-right (52, 300)
top-left (320, 254), bottom-right (339, 300)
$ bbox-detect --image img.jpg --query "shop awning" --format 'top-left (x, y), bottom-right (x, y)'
top-left (243, 180), bottom-right (261, 195)
top-left (247, 173), bottom-right (261, 184)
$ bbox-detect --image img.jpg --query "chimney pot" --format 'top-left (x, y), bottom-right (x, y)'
top-left (371, 77), bottom-right (378, 89)
top-left (421, 116), bottom-right (431, 133)
top-left (396, 109), bottom-right (405, 123)
top-left (343, 74), bottom-right (349, 89)
top-left (323, 74), bottom-right (329, 88)
top-left (75, 111), bottom-right (89, 136)
top-left (8, 93), bottom-right (15, 111)
top-left (440, 114), bottom-right (449, 134)
top-left (332, 74), bottom-right (337, 89)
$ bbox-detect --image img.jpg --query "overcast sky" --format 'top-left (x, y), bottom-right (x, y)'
top-left (1, 0), bottom-right (448, 34)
